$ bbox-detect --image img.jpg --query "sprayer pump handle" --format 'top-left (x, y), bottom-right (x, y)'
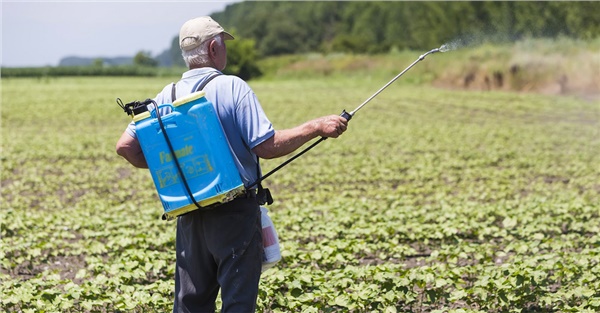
top-left (340, 109), bottom-right (352, 121)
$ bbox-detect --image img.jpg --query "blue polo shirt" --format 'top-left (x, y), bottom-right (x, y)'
top-left (126, 68), bottom-right (275, 187)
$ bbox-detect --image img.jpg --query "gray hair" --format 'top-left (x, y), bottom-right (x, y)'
top-left (181, 34), bottom-right (223, 68)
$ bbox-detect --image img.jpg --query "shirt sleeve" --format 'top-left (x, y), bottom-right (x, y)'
top-left (233, 81), bottom-right (275, 149)
top-left (125, 121), bottom-right (137, 138)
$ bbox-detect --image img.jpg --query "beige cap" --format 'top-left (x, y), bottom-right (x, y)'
top-left (179, 16), bottom-right (234, 51)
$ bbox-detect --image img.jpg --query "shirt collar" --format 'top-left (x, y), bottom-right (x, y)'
top-left (181, 67), bottom-right (222, 80)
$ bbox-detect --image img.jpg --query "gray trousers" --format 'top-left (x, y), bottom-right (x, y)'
top-left (173, 197), bottom-right (262, 313)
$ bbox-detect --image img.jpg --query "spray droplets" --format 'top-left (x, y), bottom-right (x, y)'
top-left (438, 36), bottom-right (479, 52)
top-left (439, 41), bottom-right (460, 52)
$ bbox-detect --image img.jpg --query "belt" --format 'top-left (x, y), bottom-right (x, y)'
top-left (236, 189), bottom-right (257, 199)
top-left (194, 189), bottom-right (257, 211)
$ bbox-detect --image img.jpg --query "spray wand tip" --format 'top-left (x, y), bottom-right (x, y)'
top-left (439, 43), bottom-right (458, 52)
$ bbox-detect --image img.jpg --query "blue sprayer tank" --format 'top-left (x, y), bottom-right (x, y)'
top-left (131, 91), bottom-right (245, 220)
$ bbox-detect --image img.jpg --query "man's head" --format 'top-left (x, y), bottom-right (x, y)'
top-left (179, 16), bottom-right (234, 70)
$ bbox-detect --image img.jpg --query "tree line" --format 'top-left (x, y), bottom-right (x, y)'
top-left (211, 1), bottom-right (599, 56)
top-left (153, 1), bottom-right (599, 79)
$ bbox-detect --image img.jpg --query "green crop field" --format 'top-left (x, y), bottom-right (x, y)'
top-left (1, 75), bottom-right (599, 312)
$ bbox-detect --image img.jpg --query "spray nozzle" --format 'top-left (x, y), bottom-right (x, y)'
top-left (419, 48), bottom-right (441, 60)
top-left (417, 44), bottom-right (454, 60)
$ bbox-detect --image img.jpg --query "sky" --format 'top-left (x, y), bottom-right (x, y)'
top-left (2, 1), bottom-right (240, 67)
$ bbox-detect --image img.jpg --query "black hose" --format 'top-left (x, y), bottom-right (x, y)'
top-left (152, 100), bottom-right (202, 209)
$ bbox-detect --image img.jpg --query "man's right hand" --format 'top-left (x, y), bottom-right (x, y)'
top-left (311, 114), bottom-right (349, 138)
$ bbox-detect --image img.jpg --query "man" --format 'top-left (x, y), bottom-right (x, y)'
top-left (116, 16), bottom-right (348, 312)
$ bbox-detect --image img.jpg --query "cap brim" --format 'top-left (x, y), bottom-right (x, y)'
top-left (223, 31), bottom-right (234, 41)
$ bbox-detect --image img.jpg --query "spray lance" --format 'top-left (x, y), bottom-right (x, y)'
top-left (247, 46), bottom-right (446, 190)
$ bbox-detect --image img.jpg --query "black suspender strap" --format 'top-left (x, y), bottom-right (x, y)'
top-left (171, 72), bottom-right (221, 102)
top-left (193, 72), bottom-right (222, 92)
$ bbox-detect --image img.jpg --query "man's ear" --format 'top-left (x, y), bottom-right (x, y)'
top-left (209, 40), bottom-right (217, 56)
top-left (205, 40), bottom-right (217, 65)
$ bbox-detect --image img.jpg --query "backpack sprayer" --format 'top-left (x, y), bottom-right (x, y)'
top-left (247, 46), bottom-right (445, 189)
top-left (117, 46), bottom-right (445, 218)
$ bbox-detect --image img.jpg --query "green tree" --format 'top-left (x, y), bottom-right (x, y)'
top-left (224, 34), bottom-right (262, 80)
top-left (348, 2), bottom-right (389, 53)
top-left (330, 2), bottom-right (387, 53)
top-left (563, 2), bottom-right (600, 39)
top-left (92, 58), bottom-right (104, 67)
top-left (133, 51), bottom-right (158, 67)
top-left (476, 1), bottom-right (517, 41)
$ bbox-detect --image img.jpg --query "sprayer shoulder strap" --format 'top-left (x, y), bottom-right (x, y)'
top-left (193, 72), bottom-right (222, 93)
top-left (170, 72), bottom-right (222, 102)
